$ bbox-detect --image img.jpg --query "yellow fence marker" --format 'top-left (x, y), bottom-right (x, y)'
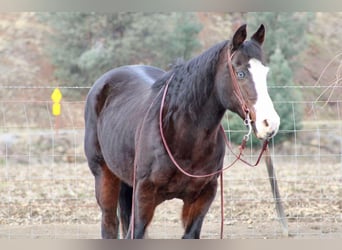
top-left (51, 88), bottom-right (62, 133)
top-left (51, 88), bottom-right (62, 116)
top-left (52, 103), bottom-right (61, 116)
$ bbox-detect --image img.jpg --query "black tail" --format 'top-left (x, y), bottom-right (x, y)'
top-left (119, 182), bottom-right (133, 237)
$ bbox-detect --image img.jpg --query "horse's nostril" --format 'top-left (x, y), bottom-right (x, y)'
top-left (263, 119), bottom-right (269, 127)
top-left (267, 131), bottom-right (275, 138)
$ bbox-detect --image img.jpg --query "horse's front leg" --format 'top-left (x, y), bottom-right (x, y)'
top-left (125, 178), bottom-right (158, 239)
top-left (181, 179), bottom-right (218, 239)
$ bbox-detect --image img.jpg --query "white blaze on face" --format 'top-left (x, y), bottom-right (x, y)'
top-left (248, 58), bottom-right (280, 139)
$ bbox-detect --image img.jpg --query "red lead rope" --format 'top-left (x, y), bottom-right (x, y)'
top-left (158, 74), bottom-right (268, 239)
top-left (130, 47), bottom-right (268, 239)
top-left (159, 75), bottom-right (262, 179)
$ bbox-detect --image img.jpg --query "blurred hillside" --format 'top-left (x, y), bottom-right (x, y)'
top-left (0, 12), bottom-right (341, 106)
top-left (0, 13), bottom-right (54, 101)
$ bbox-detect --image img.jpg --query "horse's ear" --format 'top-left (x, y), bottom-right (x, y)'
top-left (251, 24), bottom-right (265, 45)
top-left (232, 24), bottom-right (247, 51)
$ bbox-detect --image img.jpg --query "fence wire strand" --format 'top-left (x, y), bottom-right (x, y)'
top-left (0, 86), bottom-right (342, 239)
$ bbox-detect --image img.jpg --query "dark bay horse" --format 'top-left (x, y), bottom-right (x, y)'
top-left (84, 24), bottom-right (280, 239)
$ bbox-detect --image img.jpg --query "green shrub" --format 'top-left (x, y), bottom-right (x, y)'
top-left (38, 12), bottom-right (202, 98)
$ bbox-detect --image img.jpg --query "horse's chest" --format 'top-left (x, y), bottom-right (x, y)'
top-left (155, 171), bottom-right (216, 200)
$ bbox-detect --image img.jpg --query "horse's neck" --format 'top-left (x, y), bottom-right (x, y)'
top-left (196, 92), bottom-right (225, 130)
top-left (172, 90), bottom-right (226, 142)
top-left (165, 45), bottom-right (227, 144)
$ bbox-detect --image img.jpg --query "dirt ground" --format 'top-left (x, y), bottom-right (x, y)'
top-left (0, 114), bottom-right (341, 239)
top-left (0, 149), bottom-right (341, 239)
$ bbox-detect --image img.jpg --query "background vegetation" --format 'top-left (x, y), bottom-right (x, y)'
top-left (40, 12), bottom-right (312, 145)
top-left (3, 12), bottom-right (340, 146)
top-left (38, 13), bottom-right (202, 89)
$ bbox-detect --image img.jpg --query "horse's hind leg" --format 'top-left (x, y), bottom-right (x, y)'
top-left (181, 180), bottom-right (217, 239)
top-left (118, 182), bottom-right (132, 237)
top-left (93, 161), bottom-right (121, 238)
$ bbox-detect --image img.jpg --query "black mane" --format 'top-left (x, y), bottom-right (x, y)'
top-left (153, 40), bottom-right (228, 123)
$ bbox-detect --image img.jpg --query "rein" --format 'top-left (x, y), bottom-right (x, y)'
top-left (158, 71), bottom-right (268, 239)
top-left (159, 75), bottom-right (268, 179)
top-left (159, 47), bottom-right (268, 177)
top-left (227, 48), bottom-right (250, 119)
top-left (130, 45), bottom-right (268, 239)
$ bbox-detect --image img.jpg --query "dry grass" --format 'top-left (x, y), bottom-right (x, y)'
top-left (0, 143), bottom-right (341, 239)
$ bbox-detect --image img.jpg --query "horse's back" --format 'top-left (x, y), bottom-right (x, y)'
top-left (84, 65), bottom-right (165, 181)
top-left (85, 65), bottom-right (164, 116)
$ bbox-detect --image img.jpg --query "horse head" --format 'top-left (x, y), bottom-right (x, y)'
top-left (217, 24), bottom-right (280, 140)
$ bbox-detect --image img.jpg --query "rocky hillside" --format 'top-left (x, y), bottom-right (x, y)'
top-left (0, 13), bottom-right (54, 101)
top-left (0, 12), bottom-right (341, 106)
top-left (0, 12), bottom-right (341, 161)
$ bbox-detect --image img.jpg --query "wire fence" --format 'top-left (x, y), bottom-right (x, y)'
top-left (0, 85), bottom-right (341, 239)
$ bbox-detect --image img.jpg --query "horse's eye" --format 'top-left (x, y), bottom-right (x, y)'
top-left (236, 71), bottom-right (246, 79)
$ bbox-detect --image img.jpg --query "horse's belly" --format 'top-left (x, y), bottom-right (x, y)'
top-left (97, 109), bottom-right (139, 185)
top-left (150, 167), bottom-right (218, 201)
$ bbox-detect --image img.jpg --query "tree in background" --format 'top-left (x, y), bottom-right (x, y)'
top-left (267, 48), bottom-right (303, 144)
top-left (247, 12), bottom-right (314, 67)
top-left (223, 13), bottom-right (312, 146)
top-left (39, 13), bottom-right (202, 95)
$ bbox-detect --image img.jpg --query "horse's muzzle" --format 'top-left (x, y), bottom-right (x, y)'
top-left (254, 116), bottom-right (280, 140)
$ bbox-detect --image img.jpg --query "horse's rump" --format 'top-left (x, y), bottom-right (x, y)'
top-left (84, 65), bottom-right (165, 184)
